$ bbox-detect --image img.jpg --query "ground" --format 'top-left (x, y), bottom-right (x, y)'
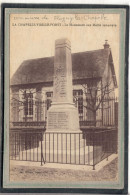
top-left (10, 157), bottom-right (118, 182)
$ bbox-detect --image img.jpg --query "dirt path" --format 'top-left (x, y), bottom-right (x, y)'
top-left (10, 158), bottom-right (118, 182)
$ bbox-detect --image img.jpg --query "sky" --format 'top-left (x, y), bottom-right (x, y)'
top-left (10, 12), bottom-right (120, 91)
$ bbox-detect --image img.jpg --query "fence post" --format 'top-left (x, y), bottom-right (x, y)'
top-left (15, 132), bottom-right (16, 160)
top-left (19, 133), bottom-right (20, 160)
top-left (93, 130), bottom-right (95, 170)
top-left (115, 98), bottom-right (118, 126)
top-left (41, 132), bottom-right (43, 166)
top-left (115, 129), bottom-right (118, 154)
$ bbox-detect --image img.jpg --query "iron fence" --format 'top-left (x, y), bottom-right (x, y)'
top-left (10, 129), bottom-right (117, 170)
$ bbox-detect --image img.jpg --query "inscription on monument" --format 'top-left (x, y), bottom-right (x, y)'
top-left (54, 63), bottom-right (67, 100)
top-left (48, 112), bottom-right (69, 129)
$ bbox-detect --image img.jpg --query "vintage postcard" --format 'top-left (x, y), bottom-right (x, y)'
top-left (2, 4), bottom-right (128, 193)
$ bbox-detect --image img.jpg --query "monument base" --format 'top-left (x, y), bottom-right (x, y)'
top-left (47, 103), bottom-right (80, 132)
top-left (38, 132), bottom-right (93, 164)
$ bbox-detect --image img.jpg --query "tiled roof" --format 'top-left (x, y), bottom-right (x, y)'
top-left (11, 48), bottom-right (115, 86)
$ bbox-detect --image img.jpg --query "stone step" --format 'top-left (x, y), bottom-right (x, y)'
top-left (16, 144), bottom-right (103, 166)
top-left (17, 145), bottom-right (94, 165)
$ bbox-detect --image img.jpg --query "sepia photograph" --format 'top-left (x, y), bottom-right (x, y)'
top-left (2, 5), bottom-right (128, 191)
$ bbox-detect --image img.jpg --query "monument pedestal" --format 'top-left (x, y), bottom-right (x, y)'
top-left (39, 132), bottom-right (91, 164)
top-left (47, 102), bottom-right (80, 132)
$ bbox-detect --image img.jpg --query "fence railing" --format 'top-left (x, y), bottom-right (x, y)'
top-left (11, 121), bottom-right (46, 127)
top-left (10, 129), bottom-right (117, 170)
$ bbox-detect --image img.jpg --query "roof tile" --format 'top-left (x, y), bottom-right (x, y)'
top-left (11, 49), bottom-right (110, 86)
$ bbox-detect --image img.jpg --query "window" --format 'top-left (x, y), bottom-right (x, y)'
top-left (23, 92), bottom-right (33, 116)
top-left (78, 97), bottom-right (83, 114)
top-left (46, 92), bottom-right (52, 98)
top-left (73, 90), bottom-right (83, 114)
top-left (46, 92), bottom-right (53, 110)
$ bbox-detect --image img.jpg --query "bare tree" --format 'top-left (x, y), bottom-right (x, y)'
top-left (81, 71), bottom-right (114, 126)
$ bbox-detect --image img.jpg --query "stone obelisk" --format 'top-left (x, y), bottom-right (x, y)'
top-left (47, 38), bottom-right (80, 132)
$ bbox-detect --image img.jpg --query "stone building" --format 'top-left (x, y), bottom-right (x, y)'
top-left (10, 40), bottom-right (118, 128)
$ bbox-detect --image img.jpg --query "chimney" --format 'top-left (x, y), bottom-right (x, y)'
top-left (103, 40), bottom-right (110, 49)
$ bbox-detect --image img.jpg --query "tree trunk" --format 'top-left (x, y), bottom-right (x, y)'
top-left (92, 110), bottom-right (96, 126)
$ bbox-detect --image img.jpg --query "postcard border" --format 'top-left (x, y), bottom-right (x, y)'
top-left (1, 3), bottom-right (129, 194)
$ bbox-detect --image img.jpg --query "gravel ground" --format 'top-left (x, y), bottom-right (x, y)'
top-left (10, 158), bottom-right (118, 182)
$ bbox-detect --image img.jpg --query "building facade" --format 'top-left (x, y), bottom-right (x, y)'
top-left (10, 41), bottom-right (118, 129)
